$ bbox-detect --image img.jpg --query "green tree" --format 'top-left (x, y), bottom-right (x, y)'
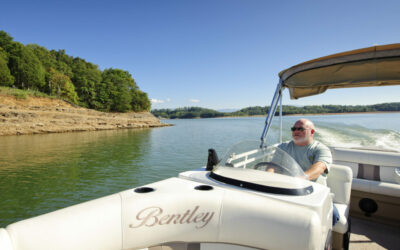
top-left (0, 49), bottom-right (14, 86)
top-left (101, 68), bottom-right (135, 112)
top-left (51, 49), bottom-right (73, 77)
top-left (0, 30), bottom-right (14, 52)
top-left (93, 80), bottom-right (111, 111)
top-left (8, 42), bottom-right (46, 90)
top-left (27, 44), bottom-right (58, 93)
top-left (27, 44), bottom-right (57, 71)
top-left (130, 89), bottom-right (151, 111)
top-left (71, 58), bottom-right (101, 108)
top-left (48, 67), bottom-right (78, 104)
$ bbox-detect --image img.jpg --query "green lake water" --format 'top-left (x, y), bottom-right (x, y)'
top-left (1, 113), bottom-right (400, 227)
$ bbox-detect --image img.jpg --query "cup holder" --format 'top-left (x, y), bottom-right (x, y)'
top-left (134, 187), bottom-right (155, 193)
top-left (194, 185), bottom-right (213, 191)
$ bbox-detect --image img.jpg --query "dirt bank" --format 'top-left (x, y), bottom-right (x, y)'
top-left (0, 95), bottom-right (171, 136)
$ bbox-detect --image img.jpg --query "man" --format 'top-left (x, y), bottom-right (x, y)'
top-left (278, 118), bottom-right (339, 225)
top-left (278, 118), bottom-right (332, 185)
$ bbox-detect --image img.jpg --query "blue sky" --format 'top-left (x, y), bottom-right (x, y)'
top-left (1, 0), bottom-right (400, 110)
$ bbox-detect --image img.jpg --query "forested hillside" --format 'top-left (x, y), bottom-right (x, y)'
top-left (152, 103), bottom-right (400, 119)
top-left (0, 30), bottom-right (150, 112)
top-left (151, 107), bottom-right (224, 119)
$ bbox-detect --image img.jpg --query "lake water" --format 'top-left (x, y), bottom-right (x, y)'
top-left (1, 113), bottom-right (400, 227)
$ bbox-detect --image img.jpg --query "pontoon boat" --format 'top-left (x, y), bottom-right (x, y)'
top-left (1, 44), bottom-right (400, 250)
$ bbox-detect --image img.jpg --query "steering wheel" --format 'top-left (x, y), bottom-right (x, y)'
top-left (254, 161), bottom-right (289, 175)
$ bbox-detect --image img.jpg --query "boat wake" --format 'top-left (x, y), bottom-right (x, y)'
top-left (316, 124), bottom-right (400, 152)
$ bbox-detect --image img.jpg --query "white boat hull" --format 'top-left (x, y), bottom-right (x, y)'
top-left (1, 174), bottom-right (333, 250)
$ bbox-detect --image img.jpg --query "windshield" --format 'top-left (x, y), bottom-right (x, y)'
top-left (211, 140), bottom-right (312, 195)
top-left (218, 140), bottom-right (306, 178)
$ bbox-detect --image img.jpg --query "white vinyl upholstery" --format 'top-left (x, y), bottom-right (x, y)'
top-left (0, 229), bottom-right (12, 250)
top-left (331, 147), bottom-right (400, 184)
top-left (4, 193), bottom-right (122, 250)
top-left (332, 160), bottom-right (359, 177)
top-left (327, 164), bottom-right (353, 205)
top-left (331, 147), bottom-right (400, 167)
top-left (327, 164), bottom-right (353, 234)
top-left (352, 178), bottom-right (400, 198)
top-left (0, 176), bottom-right (331, 250)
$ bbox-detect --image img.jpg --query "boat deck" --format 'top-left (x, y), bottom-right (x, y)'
top-left (349, 217), bottom-right (400, 250)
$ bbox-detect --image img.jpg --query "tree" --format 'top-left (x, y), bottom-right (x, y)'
top-left (71, 58), bottom-right (101, 108)
top-left (0, 30), bottom-right (14, 52)
top-left (51, 49), bottom-right (73, 77)
top-left (7, 42), bottom-right (46, 90)
top-left (93, 80), bottom-right (111, 111)
top-left (27, 44), bottom-right (57, 71)
top-left (0, 49), bottom-right (14, 86)
top-left (48, 67), bottom-right (78, 104)
top-left (1, 30), bottom-right (153, 114)
top-left (130, 89), bottom-right (151, 111)
top-left (101, 68), bottom-right (135, 112)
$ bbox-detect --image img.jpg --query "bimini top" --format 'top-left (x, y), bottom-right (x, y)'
top-left (279, 43), bottom-right (400, 99)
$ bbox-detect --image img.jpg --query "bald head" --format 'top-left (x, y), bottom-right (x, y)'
top-left (295, 119), bottom-right (315, 130)
top-left (291, 118), bottom-right (315, 146)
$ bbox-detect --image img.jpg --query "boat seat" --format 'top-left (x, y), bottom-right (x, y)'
top-left (330, 147), bottom-right (400, 185)
top-left (327, 164), bottom-right (353, 234)
top-left (331, 147), bottom-right (400, 227)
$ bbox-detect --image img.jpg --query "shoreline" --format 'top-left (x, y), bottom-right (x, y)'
top-left (160, 111), bottom-right (400, 120)
top-left (0, 95), bottom-right (171, 136)
top-left (283, 111), bottom-right (400, 116)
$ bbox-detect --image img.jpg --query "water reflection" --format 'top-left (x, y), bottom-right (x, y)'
top-left (0, 129), bottom-right (152, 227)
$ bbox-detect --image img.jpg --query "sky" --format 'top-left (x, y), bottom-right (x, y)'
top-left (1, 0), bottom-right (400, 110)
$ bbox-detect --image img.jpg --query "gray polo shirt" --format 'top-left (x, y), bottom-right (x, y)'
top-left (278, 140), bottom-right (332, 185)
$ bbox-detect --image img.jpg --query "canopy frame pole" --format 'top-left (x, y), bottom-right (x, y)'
top-left (260, 80), bottom-right (283, 148)
top-left (279, 87), bottom-right (283, 143)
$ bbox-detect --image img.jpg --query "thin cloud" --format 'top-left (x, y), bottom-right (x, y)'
top-left (189, 99), bottom-right (200, 103)
top-left (151, 98), bottom-right (171, 104)
top-left (151, 98), bottom-right (164, 104)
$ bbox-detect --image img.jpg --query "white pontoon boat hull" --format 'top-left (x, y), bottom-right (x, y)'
top-left (0, 170), bottom-right (334, 250)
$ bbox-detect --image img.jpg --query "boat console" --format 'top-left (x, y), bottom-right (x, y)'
top-left (209, 141), bottom-right (313, 196)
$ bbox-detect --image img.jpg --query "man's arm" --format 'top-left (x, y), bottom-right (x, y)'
top-left (304, 161), bottom-right (327, 181)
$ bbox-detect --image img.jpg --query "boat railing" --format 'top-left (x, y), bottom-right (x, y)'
top-left (226, 148), bottom-right (264, 169)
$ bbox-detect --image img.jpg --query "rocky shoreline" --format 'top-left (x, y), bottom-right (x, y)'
top-left (0, 95), bottom-right (171, 136)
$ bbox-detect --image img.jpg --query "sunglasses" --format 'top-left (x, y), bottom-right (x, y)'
top-left (291, 127), bottom-right (307, 132)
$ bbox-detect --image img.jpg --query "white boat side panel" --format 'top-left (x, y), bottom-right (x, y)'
top-left (0, 229), bottom-right (13, 250)
top-left (121, 178), bottom-right (223, 249)
top-left (201, 243), bottom-right (258, 250)
top-left (1, 175), bottom-right (333, 250)
top-left (120, 177), bottom-right (329, 250)
top-left (5, 193), bottom-right (122, 250)
top-left (331, 147), bottom-right (400, 167)
top-left (332, 160), bottom-right (359, 177)
top-left (352, 178), bottom-right (400, 197)
top-left (380, 165), bottom-right (400, 184)
top-left (218, 190), bottom-right (324, 250)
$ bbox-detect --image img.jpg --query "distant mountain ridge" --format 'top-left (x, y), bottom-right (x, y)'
top-left (217, 108), bottom-right (239, 113)
top-left (151, 103), bottom-right (400, 119)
